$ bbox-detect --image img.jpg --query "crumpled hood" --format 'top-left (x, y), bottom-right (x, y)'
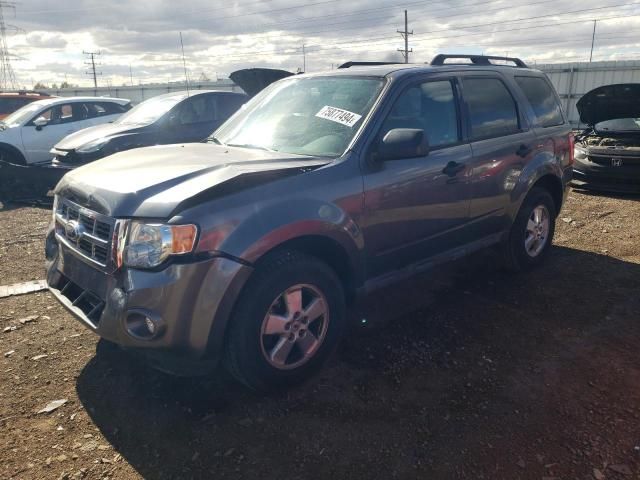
top-left (577, 83), bottom-right (640, 126)
top-left (54, 122), bottom-right (144, 151)
top-left (55, 143), bottom-right (329, 218)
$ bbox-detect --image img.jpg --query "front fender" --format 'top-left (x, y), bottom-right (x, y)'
top-left (221, 197), bottom-right (364, 274)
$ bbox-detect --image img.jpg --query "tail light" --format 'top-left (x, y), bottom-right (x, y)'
top-left (568, 132), bottom-right (575, 166)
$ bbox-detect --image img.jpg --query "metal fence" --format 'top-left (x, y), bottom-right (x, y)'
top-left (538, 60), bottom-right (640, 128)
top-left (40, 79), bottom-right (242, 104)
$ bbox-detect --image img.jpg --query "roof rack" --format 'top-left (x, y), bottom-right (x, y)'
top-left (338, 61), bottom-right (400, 69)
top-left (430, 54), bottom-right (528, 68)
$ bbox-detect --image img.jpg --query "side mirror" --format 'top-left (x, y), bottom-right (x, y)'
top-left (376, 128), bottom-right (429, 161)
top-left (33, 117), bottom-right (48, 130)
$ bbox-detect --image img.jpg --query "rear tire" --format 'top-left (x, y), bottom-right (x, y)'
top-left (502, 187), bottom-right (556, 272)
top-left (224, 250), bottom-right (345, 391)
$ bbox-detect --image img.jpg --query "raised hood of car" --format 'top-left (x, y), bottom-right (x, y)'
top-left (230, 68), bottom-right (294, 97)
top-left (577, 83), bottom-right (640, 126)
top-left (55, 143), bottom-right (330, 218)
top-left (54, 122), bottom-right (143, 151)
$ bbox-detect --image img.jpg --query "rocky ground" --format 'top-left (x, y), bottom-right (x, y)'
top-left (1, 189), bottom-right (639, 480)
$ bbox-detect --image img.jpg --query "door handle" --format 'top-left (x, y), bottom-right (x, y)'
top-left (516, 144), bottom-right (532, 157)
top-left (442, 161), bottom-right (466, 177)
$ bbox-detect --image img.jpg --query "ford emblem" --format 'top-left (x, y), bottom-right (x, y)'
top-left (65, 220), bottom-right (85, 241)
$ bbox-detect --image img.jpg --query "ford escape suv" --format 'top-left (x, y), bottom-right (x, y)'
top-left (45, 55), bottom-right (573, 391)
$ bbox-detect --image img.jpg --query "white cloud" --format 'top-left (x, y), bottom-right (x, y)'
top-left (4, 0), bottom-right (640, 88)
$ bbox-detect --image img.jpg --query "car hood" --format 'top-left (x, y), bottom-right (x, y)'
top-left (54, 122), bottom-right (144, 151)
top-left (577, 83), bottom-right (640, 126)
top-left (55, 143), bottom-right (330, 218)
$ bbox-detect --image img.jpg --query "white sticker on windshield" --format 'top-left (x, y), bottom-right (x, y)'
top-left (315, 106), bottom-right (362, 128)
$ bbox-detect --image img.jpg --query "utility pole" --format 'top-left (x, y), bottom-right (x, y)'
top-left (397, 10), bottom-right (413, 63)
top-left (83, 50), bottom-right (101, 88)
top-left (589, 20), bottom-right (597, 63)
top-left (0, 1), bottom-right (18, 90)
top-left (129, 64), bottom-right (133, 86)
top-left (302, 44), bottom-right (306, 72)
top-left (179, 32), bottom-right (190, 95)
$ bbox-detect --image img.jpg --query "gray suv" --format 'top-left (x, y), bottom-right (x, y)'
top-left (45, 55), bottom-right (574, 390)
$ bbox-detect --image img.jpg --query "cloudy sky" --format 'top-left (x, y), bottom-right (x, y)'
top-left (6, 0), bottom-right (640, 88)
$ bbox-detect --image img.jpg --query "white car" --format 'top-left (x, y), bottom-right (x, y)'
top-left (0, 96), bottom-right (131, 165)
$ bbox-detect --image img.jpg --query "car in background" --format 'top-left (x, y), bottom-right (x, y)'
top-left (50, 90), bottom-right (248, 168)
top-left (573, 83), bottom-right (640, 193)
top-left (0, 96), bottom-right (131, 165)
top-left (0, 90), bottom-right (54, 120)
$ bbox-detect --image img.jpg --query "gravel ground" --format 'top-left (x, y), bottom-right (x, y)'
top-left (1, 189), bottom-right (639, 480)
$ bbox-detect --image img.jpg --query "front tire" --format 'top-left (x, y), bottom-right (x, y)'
top-left (224, 250), bottom-right (345, 391)
top-left (503, 187), bottom-right (556, 272)
top-left (0, 147), bottom-right (25, 165)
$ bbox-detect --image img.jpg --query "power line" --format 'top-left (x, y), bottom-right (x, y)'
top-left (183, 2), bottom-right (640, 61)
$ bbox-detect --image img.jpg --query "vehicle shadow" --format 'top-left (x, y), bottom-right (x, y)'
top-left (75, 245), bottom-right (640, 479)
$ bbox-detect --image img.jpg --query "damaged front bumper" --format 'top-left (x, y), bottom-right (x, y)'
top-left (45, 229), bottom-right (253, 375)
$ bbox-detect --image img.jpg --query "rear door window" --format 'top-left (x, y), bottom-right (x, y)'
top-left (463, 78), bottom-right (520, 140)
top-left (515, 76), bottom-right (564, 127)
top-left (176, 95), bottom-right (216, 125)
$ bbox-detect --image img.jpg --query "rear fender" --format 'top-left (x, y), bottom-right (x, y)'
top-left (508, 147), bottom-right (563, 220)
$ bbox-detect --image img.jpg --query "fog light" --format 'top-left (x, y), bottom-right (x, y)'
top-left (124, 309), bottom-right (164, 340)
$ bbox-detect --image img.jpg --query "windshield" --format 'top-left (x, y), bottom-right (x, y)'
top-left (2, 102), bottom-right (45, 126)
top-left (117, 95), bottom-right (184, 125)
top-left (213, 76), bottom-right (385, 157)
top-left (595, 118), bottom-right (640, 132)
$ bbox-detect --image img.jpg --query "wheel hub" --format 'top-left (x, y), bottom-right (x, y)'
top-left (260, 284), bottom-right (329, 370)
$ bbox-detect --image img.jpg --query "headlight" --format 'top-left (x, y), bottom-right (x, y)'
top-left (77, 137), bottom-right (109, 154)
top-left (574, 145), bottom-right (588, 160)
top-left (123, 222), bottom-right (198, 269)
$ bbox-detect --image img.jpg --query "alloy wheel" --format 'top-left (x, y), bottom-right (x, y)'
top-left (524, 204), bottom-right (550, 258)
top-left (260, 284), bottom-right (330, 370)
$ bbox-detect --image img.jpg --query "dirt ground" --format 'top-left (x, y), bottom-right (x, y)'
top-left (1, 189), bottom-right (639, 480)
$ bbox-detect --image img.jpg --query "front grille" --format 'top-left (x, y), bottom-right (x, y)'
top-left (588, 154), bottom-right (640, 166)
top-left (55, 197), bottom-right (115, 268)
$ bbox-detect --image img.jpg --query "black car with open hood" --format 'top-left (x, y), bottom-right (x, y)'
top-left (573, 83), bottom-right (640, 193)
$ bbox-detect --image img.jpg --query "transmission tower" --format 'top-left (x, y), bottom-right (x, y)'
top-left (0, 1), bottom-right (18, 90)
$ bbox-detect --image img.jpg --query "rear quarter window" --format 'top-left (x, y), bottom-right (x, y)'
top-left (463, 77), bottom-right (520, 140)
top-left (515, 76), bottom-right (564, 127)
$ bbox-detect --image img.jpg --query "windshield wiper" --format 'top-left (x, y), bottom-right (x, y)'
top-left (206, 136), bottom-right (223, 145)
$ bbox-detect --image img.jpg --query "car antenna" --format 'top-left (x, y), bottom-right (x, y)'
top-left (179, 31), bottom-right (190, 96)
